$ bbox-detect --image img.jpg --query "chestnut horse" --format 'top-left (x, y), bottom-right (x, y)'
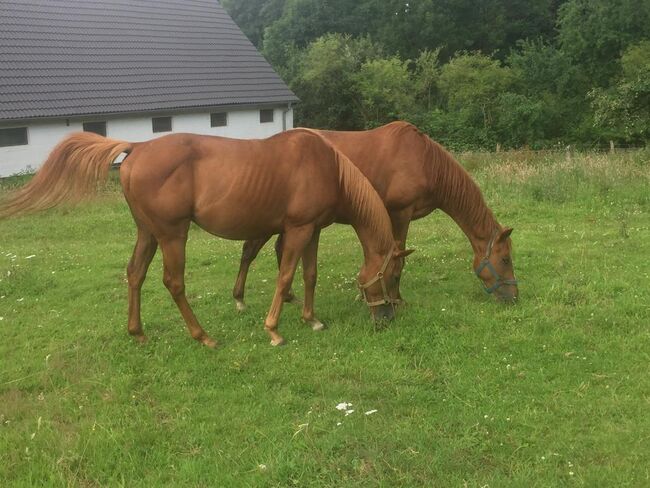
top-left (0, 129), bottom-right (409, 347)
top-left (233, 121), bottom-right (518, 308)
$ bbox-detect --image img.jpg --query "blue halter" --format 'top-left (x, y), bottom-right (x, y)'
top-left (475, 231), bottom-right (518, 294)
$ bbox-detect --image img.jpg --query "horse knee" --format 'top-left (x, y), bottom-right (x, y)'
top-left (127, 264), bottom-right (144, 288)
top-left (163, 274), bottom-right (185, 298)
top-left (303, 269), bottom-right (317, 286)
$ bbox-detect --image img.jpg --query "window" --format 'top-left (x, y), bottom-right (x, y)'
top-left (83, 121), bottom-right (106, 136)
top-left (210, 112), bottom-right (228, 127)
top-left (0, 127), bottom-right (28, 147)
top-left (152, 116), bottom-right (172, 133)
top-left (260, 109), bottom-right (274, 123)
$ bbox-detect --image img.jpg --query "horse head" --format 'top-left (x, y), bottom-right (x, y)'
top-left (473, 227), bottom-right (518, 303)
top-left (359, 246), bottom-right (415, 321)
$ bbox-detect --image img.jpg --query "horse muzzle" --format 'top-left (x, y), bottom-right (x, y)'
top-left (494, 285), bottom-right (518, 304)
top-left (371, 302), bottom-right (395, 322)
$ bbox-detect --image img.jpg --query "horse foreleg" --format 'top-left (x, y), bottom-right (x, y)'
top-left (301, 229), bottom-right (325, 331)
top-left (232, 236), bottom-right (272, 312)
top-left (390, 209), bottom-right (413, 304)
top-left (160, 235), bottom-right (217, 348)
top-left (126, 228), bottom-right (158, 342)
top-left (264, 225), bottom-right (315, 346)
top-left (274, 234), bottom-right (300, 305)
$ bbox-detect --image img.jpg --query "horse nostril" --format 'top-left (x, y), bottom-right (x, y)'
top-left (496, 294), bottom-right (517, 304)
top-left (372, 303), bottom-right (395, 322)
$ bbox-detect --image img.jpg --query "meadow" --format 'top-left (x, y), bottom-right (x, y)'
top-left (1, 149), bottom-right (649, 487)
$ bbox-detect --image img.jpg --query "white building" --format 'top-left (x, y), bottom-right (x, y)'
top-left (0, 0), bottom-right (298, 178)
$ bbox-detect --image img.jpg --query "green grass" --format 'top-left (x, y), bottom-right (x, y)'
top-left (1, 150), bottom-right (649, 487)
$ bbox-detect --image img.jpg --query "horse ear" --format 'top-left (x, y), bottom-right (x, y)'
top-left (498, 227), bottom-right (514, 242)
top-left (394, 248), bottom-right (415, 259)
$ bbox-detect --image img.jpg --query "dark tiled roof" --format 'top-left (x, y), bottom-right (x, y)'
top-left (0, 0), bottom-right (299, 121)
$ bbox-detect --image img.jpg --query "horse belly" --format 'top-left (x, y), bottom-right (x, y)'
top-left (193, 205), bottom-right (284, 240)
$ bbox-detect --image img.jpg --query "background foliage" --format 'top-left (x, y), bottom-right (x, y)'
top-left (222, 0), bottom-right (650, 150)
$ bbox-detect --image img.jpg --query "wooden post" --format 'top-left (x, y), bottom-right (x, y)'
top-left (610, 140), bottom-right (615, 154)
top-left (496, 143), bottom-right (501, 153)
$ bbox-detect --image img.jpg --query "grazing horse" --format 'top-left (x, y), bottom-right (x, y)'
top-left (0, 129), bottom-right (410, 347)
top-left (233, 121), bottom-right (518, 308)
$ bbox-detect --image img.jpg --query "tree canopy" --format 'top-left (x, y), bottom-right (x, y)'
top-left (224, 0), bottom-right (649, 149)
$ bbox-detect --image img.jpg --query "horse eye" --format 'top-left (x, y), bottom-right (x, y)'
top-left (502, 257), bottom-right (511, 265)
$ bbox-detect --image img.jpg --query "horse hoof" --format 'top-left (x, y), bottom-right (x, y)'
top-left (270, 337), bottom-right (286, 347)
top-left (235, 300), bottom-right (246, 312)
top-left (130, 333), bottom-right (148, 344)
top-left (202, 337), bottom-right (218, 349)
top-left (308, 319), bottom-right (326, 332)
top-left (285, 297), bottom-right (302, 305)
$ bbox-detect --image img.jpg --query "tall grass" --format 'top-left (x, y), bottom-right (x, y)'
top-left (1, 150), bottom-right (649, 486)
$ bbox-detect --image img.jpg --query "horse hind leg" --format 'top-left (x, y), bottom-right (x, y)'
top-left (232, 236), bottom-right (272, 312)
top-left (389, 208), bottom-right (413, 304)
top-left (159, 235), bottom-right (217, 348)
top-left (126, 228), bottom-right (158, 343)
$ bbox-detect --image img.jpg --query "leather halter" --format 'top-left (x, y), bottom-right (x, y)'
top-left (475, 230), bottom-right (518, 294)
top-left (358, 249), bottom-right (400, 307)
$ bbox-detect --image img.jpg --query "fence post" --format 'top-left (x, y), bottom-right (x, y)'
top-left (610, 140), bottom-right (615, 154)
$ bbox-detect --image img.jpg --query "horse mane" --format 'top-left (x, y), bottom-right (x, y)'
top-left (414, 128), bottom-right (497, 234)
top-left (335, 149), bottom-right (394, 251)
top-left (293, 127), bottom-right (394, 250)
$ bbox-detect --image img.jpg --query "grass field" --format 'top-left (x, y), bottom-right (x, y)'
top-left (1, 149), bottom-right (649, 487)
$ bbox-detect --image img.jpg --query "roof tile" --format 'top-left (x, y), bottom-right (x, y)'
top-left (0, 0), bottom-right (298, 121)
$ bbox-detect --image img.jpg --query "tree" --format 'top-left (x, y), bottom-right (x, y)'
top-left (355, 57), bottom-right (416, 127)
top-left (438, 52), bottom-right (513, 129)
top-left (413, 48), bottom-right (442, 111)
top-left (262, 0), bottom-right (376, 69)
top-left (290, 34), bottom-right (383, 129)
top-left (505, 39), bottom-right (587, 144)
top-left (558, 0), bottom-right (650, 86)
top-left (221, 0), bottom-right (286, 48)
top-left (590, 41), bottom-right (650, 144)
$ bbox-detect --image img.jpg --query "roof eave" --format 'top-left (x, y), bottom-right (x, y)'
top-left (0, 98), bottom-right (300, 125)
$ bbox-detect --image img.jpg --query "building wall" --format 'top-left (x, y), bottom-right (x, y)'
top-left (0, 106), bottom-right (294, 177)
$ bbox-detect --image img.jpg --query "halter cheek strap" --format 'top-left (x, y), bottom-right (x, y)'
top-left (475, 231), bottom-right (518, 294)
top-left (358, 250), bottom-right (400, 307)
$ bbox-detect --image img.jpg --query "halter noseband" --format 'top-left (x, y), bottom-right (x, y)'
top-left (358, 249), bottom-right (400, 307)
top-left (475, 230), bottom-right (518, 294)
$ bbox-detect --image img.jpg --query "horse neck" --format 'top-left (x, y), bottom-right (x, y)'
top-left (352, 223), bottom-right (393, 270)
top-left (426, 142), bottom-right (500, 257)
top-left (336, 152), bottom-right (394, 266)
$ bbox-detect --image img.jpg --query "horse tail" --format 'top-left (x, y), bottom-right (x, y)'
top-left (333, 147), bottom-right (394, 250)
top-left (0, 132), bottom-right (132, 218)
